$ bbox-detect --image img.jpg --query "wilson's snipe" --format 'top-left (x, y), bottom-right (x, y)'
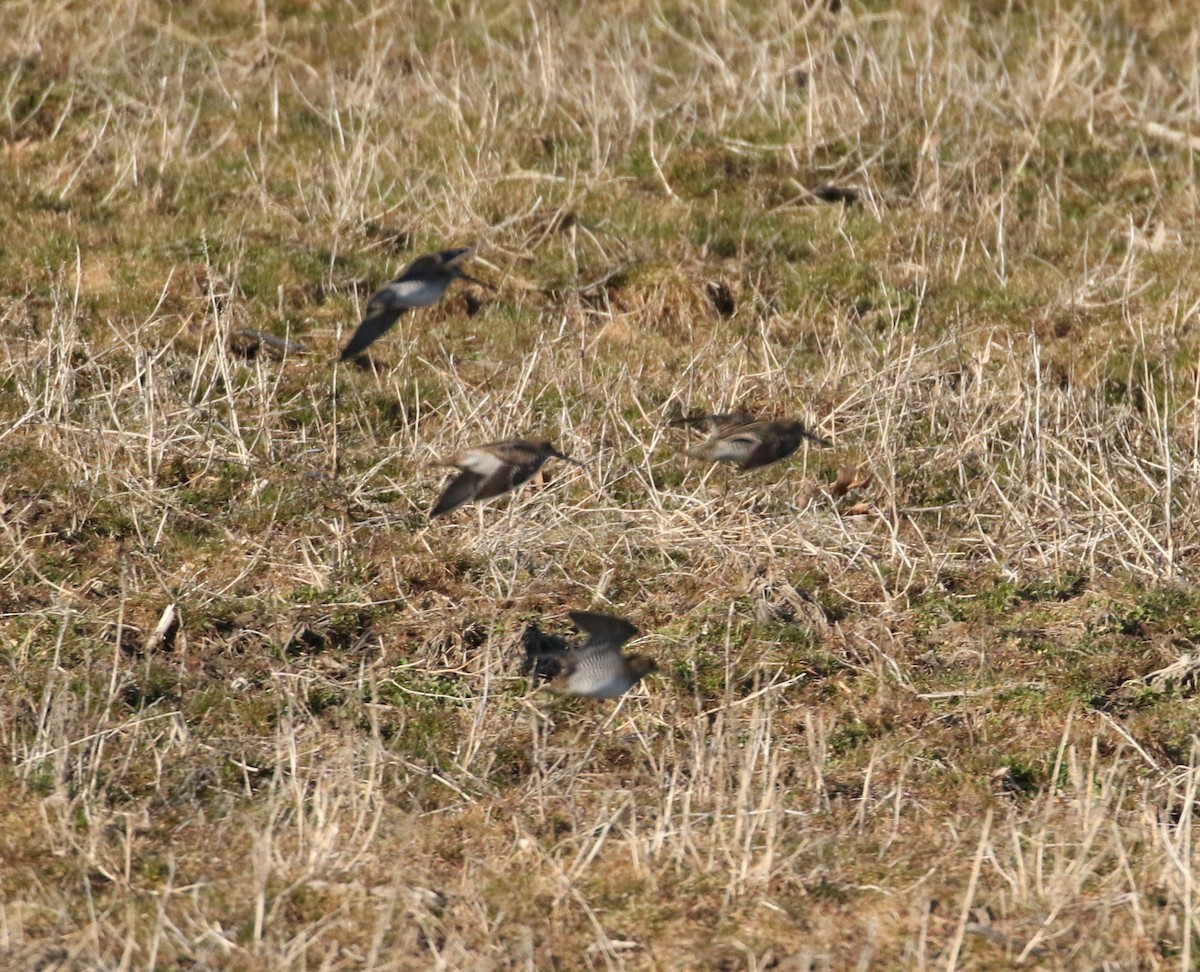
top-left (429, 438), bottom-right (581, 518)
top-left (672, 412), bottom-right (829, 469)
top-left (521, 611), bottom-right (657, 699)
top-left (339, 248), bottom-right (485, 361)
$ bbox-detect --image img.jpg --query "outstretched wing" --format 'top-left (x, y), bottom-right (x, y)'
top-left (741, 432), bottom-right (800, 469)
top-left (430, 469), bottom-right (484, 517)
top-left (740, 423), bottom-right (826, 469)
top-left (561, 612), bottom-right (640, 697)
top-left (473, 462), bottom-right (537, 502)
top-left (339, 289), bottom-right (408, 361)
top-left (569, 611), bottom-right (637, 659)
top-left (520, 623), bottom-right (571, 681)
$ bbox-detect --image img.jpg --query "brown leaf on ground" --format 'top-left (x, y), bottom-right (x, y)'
top-left (831, 464), bottom-right (873, 498)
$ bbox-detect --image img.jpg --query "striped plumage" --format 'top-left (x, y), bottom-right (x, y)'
top-left (521, 612), bottom-right (656, 699)
top-left (671, 412), bottom-right (829, 470)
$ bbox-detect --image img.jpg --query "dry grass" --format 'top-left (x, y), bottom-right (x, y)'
top-left (2, 0), bottom-right (1200, 968)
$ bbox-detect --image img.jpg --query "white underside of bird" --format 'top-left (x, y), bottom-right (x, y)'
top-left (706, 434), bottom-right (760, 462)
top-left (562, 667), bottom-right (642, 699)
top-left (456, 450), bottom-right (506, 476)
top-left (378, 277), bottom-right (447, 309)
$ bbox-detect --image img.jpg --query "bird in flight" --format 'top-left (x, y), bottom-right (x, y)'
top-left (671, 412), bottom-right (829, 469)
top-left (429, 438), bottom-right (582, 518)
top-left (339, 248), bottom-right (484, 362)
top-left (521, 611), bottom-right (657, 699)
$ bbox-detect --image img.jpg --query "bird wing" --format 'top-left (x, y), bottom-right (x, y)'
top-left (430, 469), bottom-right (484, 517)
top-left (568, 612), bottom-right (637, 659)
top-left (339, 289), bottom-right (406, 361)
top-left (520, 624), bottom-right (571, 680)
top-left (741, 428), bottom-right (800, 469)
top-left (741, 422), bottom-right (827, 468)
top-left (558, 613), bottom-right (639, 697)
top-left (472, 462), bottom-right (536, 502)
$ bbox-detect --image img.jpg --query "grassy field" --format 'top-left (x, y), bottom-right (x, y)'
top-left (2, 0), bottom-right (1200, 968)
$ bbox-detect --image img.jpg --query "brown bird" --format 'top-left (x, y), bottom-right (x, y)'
top-left (671, 412), bottom-right (829, 470)
top-left (429, 438), bottom-right (582, 518)
top-left (521, 612), bottom-right (657, 699)
top-left (339, 248), bottom-right (485, 362)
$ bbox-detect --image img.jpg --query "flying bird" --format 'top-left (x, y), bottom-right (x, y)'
top-left (671, 412), bottom-right (829, 470)
top-left (429, 438), bottom-right (582, 518)
top-left (339, 248), bottom-right (484, 361)
top-left (521, 611), bottom-right (657, 699)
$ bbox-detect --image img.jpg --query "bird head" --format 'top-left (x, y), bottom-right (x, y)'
top-left (440, 248), bottom-right (491, 289)
top-left (537, 440), bottom-right (585, 466)
top-left (782, 419), bottom-right (830, 446)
